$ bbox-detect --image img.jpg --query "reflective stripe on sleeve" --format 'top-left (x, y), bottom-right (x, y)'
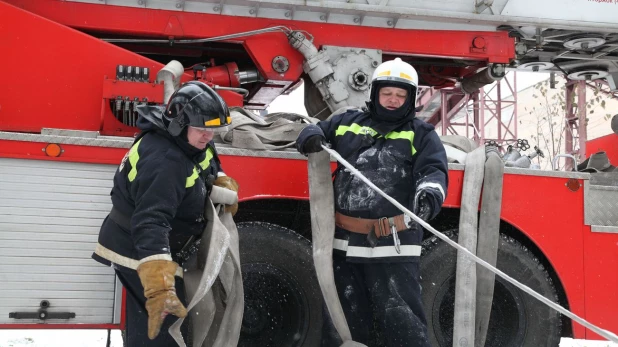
top-left (127, 138), bottom-right (143, 182)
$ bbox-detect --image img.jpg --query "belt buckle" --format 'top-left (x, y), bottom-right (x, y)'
top-left (378, 217), bottom-right (388, 237)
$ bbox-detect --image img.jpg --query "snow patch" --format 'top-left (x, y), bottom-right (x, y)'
top-left (560, 338), bottom-right (618, 347)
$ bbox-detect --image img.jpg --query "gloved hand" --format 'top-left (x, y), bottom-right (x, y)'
top-left (300, 134), bottom-right (326, 155)
top-left (214, 175), bottom-right (239, 216)
top-left (413, 189), bottom-right (433, 222)
top-left (136, 260), bottom-right (188, 340)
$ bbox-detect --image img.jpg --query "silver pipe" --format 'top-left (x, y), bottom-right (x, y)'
top-left (213, 85), bottom-right (250, 97)
top-left (103, 26), bottom-right (292, 44)
top-left (238, 69), bottom-right (261, 84)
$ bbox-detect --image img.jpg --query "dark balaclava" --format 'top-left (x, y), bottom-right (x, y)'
top-left (366, 80), bottom-right (416, 135)
top-left (135, 104), bottom-right (206, 161)
top-left (174, 126), bottom-right (206, 159)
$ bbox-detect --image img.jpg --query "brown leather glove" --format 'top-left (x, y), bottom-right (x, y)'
top-left (136, 260), bottom-right (188, 340)
top-left (214, 175), bottom-right (239, 216)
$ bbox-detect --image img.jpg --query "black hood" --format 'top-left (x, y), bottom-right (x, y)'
top-left (365, 81), bottom-right (416, 135)
top-left (135, 105), bottom-right (205, 160)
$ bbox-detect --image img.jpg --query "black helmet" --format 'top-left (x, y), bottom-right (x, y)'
top-left (164, 81), bottom-right (231, 136)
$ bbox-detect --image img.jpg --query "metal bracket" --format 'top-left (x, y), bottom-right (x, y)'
top-left (249, 4), bottom-right (259, 17)
top-left (475, 0), bottom-right (494, 14)
top-left (9, 300), bottom-right (76, 320)
top-left (213, 1), bottom-right (224, 14)
top-left (284, 8), bottom-right (295, 20)
top-left (386, 17), bottom-right (399, 28)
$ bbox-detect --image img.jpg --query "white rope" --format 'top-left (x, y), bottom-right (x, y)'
top-left (321, 144), bottom-right (618, 343)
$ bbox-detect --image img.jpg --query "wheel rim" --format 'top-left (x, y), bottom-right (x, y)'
top-left (432, 275), bottom-right (527, 346)
top-left (239, 262), bottom-right (310, 347)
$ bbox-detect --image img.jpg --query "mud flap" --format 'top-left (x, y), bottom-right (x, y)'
top-left (475, 148), bottom-right (504, 347)
top-left (307, 151), bottom-right (367, 347)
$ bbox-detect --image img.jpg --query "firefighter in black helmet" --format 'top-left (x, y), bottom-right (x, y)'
top-left (164, 80), bottom-right (232, 136)
top-left (92, 81), bottom-right (239, 346)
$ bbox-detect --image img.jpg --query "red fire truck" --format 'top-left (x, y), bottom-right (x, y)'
top-left (1, 1), bottom-right (618, 346)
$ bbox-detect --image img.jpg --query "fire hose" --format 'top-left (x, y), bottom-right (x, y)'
top-left (318, 144), bottom-right (618, 344)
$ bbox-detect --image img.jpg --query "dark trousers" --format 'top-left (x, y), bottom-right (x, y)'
top-left (115, 268), bottom-right (191, 347)
top-left (321, 256), bottom-right (430, 347)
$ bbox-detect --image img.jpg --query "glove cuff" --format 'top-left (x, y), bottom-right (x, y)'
top-left (214, 175), bottom-right (239, 193)
top-left (137, 260), bottom-right (179, 298)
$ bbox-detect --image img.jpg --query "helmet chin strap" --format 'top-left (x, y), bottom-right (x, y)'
top-left (166, 114), bottom-right (186, 137)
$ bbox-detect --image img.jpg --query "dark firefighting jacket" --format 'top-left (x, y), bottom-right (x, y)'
top-left (297, 109), bottom-right (448, 263)
top-left (92, 116), bottom-right (223, 270)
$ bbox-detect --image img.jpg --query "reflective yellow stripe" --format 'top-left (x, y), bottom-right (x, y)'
top-left (127, 138), bottom-right (143, 182)
top-left (335, 123), bottom-right (378, 137)
top-left (204, 118), bottom-right (221, 126)
top-left (186, 147), bottom-right (215, 188)
top-left (385, 131), bottom-right (416, 155)
top-left (335, 124), bottom-right (416, 155)
top-left (202, 147), bottom-right (214, 169)
top-left (377, 70), bottom-right (391, 77)
top-left (400, 72), bottom-right (412, 81)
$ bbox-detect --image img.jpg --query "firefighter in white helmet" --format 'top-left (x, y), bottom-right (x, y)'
top-left (297, 58), bottom-right (448, 346)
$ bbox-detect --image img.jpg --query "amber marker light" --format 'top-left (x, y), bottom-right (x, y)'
top-left (44, 143), bottom-right (63, 157)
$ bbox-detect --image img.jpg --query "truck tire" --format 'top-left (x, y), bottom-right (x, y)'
top-left (238, 222), bottom-right (323, 347)
top-left (420, 231), bottom-right (562, 347)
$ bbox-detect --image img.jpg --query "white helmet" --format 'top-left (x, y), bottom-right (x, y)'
top-left (372, 58), bottom-right (418, 87)
top-left (370, 57), bottom-right (419, 105)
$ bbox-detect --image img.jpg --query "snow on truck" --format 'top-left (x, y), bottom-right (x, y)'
top-left (1, 0), bottom-right (618, 346)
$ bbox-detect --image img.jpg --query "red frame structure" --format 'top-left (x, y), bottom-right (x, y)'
top-left (2, 0), bottom-right (618, 342)
top-left (419, 73), bottom-right (518, 150)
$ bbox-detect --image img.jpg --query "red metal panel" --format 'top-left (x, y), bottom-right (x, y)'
top-left (6, 0), bottom-right (515, 69)
top-left (220, 155), bottom-right (314, 201)
top-left (585, 133), bottom-right (618, 165)
top-left (0, 140), bottom-right (312, 201)
top-left (444, 170), bottom-right (592, 339)
top-left (0, 1), bottom-right (244, 134)
top-left (0, 1), bottom-right (171, 133)
top-left (583, 227), bottom-right (618, 340)
top-left (0, 140), bottom-right (129, 165)
top-left (499, 174), bottom-right (588, 339)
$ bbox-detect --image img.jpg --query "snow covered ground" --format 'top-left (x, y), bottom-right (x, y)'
top-left (1, 331), bottom-right (617, 347)
top-left (0, 330), bottom-right (123, 347)
top-left (560, 339), bottom-right (618, 347)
